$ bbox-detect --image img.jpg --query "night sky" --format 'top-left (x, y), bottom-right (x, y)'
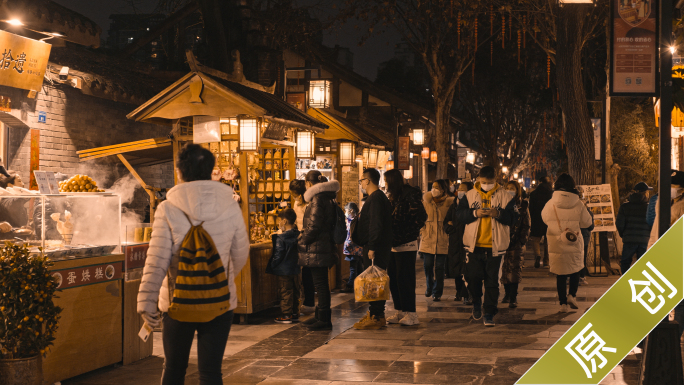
top-left (51, 0), bottom-right (400, 80)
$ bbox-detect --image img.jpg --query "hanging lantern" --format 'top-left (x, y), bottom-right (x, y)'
top-left (513, 172), bottom-right (519, 179)
top-left (362, 147), bottom-right (370, 167)
top-left (412, 128), bottom-right (425, 145)
top-left (421, 147), bottom-right (430, 159)
top-left (239, 117), bottom-right (260, 152)
top-left (308, 80), bottom-right (331, 108)
top-left (466, 152), bottom-right (475, 163)
top-left (368, 148), bottom-right (379, 168)
top-left (430, 151), bottom-right (438, 162)
top-left (339, 141), bottom-right (355, 166)
top-left (386, 160), bottom-right (394, 170)
top-left (502, 166), bottom-right (508, 174)
top-left (403, 166), bottom-right (413, 179)
top-left (296, 131), bottom-right (315, 159)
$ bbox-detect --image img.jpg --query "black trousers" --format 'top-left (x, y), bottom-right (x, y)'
top-left (301, 266), bottom-right (316, 307)
top-left (161, 310), bottom-right (234, 385)
top-left (309, 266), bottom-right (331, 310)
top-left (557, 272), bottom-right (580, 305)
top-left (362, 247), bottom-right (391, 318)
top-left (465, 247), bottom-right (502, 316)
top-left (388, 250), bottom-right (417, 313)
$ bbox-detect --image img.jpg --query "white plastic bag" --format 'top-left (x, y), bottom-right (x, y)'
top-left (354, 261), bottom-right (390, 302)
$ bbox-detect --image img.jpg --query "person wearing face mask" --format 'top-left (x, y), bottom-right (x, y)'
top-left (615, 182), bottom-right (652, 274)
top-left (341, 202), bottom-right (364, 293)
top-left (500, 181), bottom-right (530, 308)
top-left (443, 181), bottom-right (473, 304)
top-left (456, 166), bottom-right (519, 326)
top-left (266, 209), bottom-right (302, 324)
top-left (289, 179), bottom-right (316, 310)
top-left (419, 179), bottom-right (454, 302)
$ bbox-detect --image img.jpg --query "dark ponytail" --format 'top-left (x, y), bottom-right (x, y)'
top-left (305, 170), bottom-right (324, 186)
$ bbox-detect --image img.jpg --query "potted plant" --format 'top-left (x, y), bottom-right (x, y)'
top-left (0, 243), bottom-right (62, 385)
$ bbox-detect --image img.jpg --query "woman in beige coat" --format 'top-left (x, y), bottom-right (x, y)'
top-left (420, 179), bottom-right (455, 301)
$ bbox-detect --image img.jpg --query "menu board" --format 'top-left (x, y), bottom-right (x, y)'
top-left (340, 164), bottom-right (360, 207)
top-left (578, 184), bottom-right (617, 232)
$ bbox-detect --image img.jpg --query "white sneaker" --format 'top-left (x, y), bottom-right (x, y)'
top-left (560, 304), bottom-right (569, 313)
top-left (400, 312), bottom-right (420, 326)
top-left (386, 311), bottom-right (405, 324)
top-left (567, 295), bottom-right (579, 309)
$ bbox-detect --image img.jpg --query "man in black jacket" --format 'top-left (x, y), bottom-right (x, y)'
top-left (354, 168), bottom-right (393, 330)
top-left (528, 177), bottom-right (553, 268)
top-left (616, 182), bottom-right (652, 274)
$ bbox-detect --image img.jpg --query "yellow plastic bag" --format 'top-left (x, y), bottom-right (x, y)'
top-left (354, 261), bottom-right (390, 302)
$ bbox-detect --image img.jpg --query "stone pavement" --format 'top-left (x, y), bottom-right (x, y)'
top-left (62, 251), bottom-right (642, 385)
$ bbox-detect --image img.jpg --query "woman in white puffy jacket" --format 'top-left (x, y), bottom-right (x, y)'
top-left (542, 173), bottom-right (592, 313)
top-left (137, 144), bottom-right (249, 385)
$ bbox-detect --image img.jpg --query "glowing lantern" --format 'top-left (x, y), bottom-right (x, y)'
top-left (339, 141), bottom-right (355, 166)
top-left (308, 80), bottom-right (331, 108)
top-left (466, 152), bottom-right (476, 163)
top-left (239, 117), bottom-right (260, 151)
top-left (513, 172), bottom-right (519, 179)
top-left (421, 147), bottom-right (430, 159)
top-left (368, 148), bottom-right (378, 168)
top-left (403, 166), bottom-right (413, 179)
top-left (386, 160), bottom-right (394, 170)
top-left (296, 131), bottom-right (315, 159)
top-left (502, 166), bottom-right (508, 174)
top-left (430, 151), bottom-right (438, 162)
top-left (362, 148), bottom-right (370, 167)
top-left (412, 128), bottom-right (425, 145)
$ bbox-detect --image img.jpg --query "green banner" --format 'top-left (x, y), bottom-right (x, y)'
top-left (516, 217), bottom-right (684, 385)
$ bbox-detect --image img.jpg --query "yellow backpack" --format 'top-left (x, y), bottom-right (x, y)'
top-left (167, 212), bottom-right (231, 322)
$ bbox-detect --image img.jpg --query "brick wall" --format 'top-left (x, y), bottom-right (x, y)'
top-left (1, 83), bottom-right (175, 219)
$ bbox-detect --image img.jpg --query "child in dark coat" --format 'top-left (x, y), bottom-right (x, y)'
top-left (266, 209), bottom-right (301, 324)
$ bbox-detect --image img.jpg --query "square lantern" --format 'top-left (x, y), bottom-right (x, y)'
top-left (412, 128), bottom-right (425, 146)
top-left (296, 131), bottom-right (315, 159)
top-left (362, 147), bottom-right (370, 167)
top-left (430, 151), bottom-right (438, 162)
top-left (309, 80), bottom-right (331, 109)
top-left (466, 151), bottom-right (476, 164)
top-left (339, 141), bottom-right (355, 166)
top-left (368, 148), bottom-right (379, 168)
top-left (239, 117), bottom-right (260, 151)
top-left (421, 147), bottom-right (430, 159)
top-left (403, 166), bottom-right (413, 179)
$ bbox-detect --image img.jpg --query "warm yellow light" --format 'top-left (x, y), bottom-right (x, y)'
top-left (362, 148), bottom-right (370, 167)
top-left (296, 131), bottom-right (315, 159)
top-left (386, 160), bottom-right (394, 170)
top-left (502, 166), bottom-right (509, 174)
top-left (532, 180), bottom-right (537, 185)
top-left (671, 46), bottom-right (677, 55)
top-left (513, 172), bottom-right (519, 179)
top-left (339, 142), bottom-right (355, 166)
top-left (403, 166), bottom-right (413, 179)
top-left (466, 152), bottom-right (476, 163)
top-left (412, 128), bottom-right (425, 146)
top-left (6, 19), bottom-right (23, 26)
top-left (368, 148), bottom-right (378, 168)
top-left (457, 179), bottom-right (462, 184)
top-left (309, 80), bottom-right (331, 109)
top-left (421, 147), bottom-right (430, 159)
top-left (430, 151), bottom-right (437, 162)
top-left (410, 153), bottom-right (414, 159)
top-left (239, 117), bottom-right (260, 152)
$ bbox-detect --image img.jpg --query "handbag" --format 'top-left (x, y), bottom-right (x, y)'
top-left (553, 205), bottom-right (579, 245)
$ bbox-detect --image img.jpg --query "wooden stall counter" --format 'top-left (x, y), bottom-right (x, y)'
top-left (43, 254), bottom-right (125, 385)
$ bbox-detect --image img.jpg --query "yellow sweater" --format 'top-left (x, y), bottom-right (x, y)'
top-left (475, 183), bottom-right (499, 248)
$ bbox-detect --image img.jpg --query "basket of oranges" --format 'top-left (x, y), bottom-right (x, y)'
top-left (58, 175), bottom-right (105, 193)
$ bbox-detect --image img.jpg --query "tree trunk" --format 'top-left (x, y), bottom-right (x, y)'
top-left (556, 6), bottom-right (595, 185)
top-left (434, 89), bottom-right (455, 179)
top-left (199, 0), bottom-right (232, 73)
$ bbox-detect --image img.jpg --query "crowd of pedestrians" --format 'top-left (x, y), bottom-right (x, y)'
top-left (137, 144), bottom-right (675, 383)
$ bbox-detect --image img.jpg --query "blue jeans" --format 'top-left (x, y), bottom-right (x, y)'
top-left (422, 252), bottom-right (447, 297)
top-left (161, 310), bottom-right (234, 385)
top-left (346, 256), bottom-right (363, 288)
top-left (620, 243), bottom-right (647, 274)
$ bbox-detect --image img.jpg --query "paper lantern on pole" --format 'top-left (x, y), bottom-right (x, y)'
top-left (296, 131), bottom-right (315, 159)
top-left (403, 166), bottom-right (413, 179)
top-left (339, 141), bottom-right (355, 166)
top-left (421, 147), bottom-right (430, 159)
top-left (308, 80), bottom-right (331, 108)
top-left (239, 117), bottom-right (260, 152)
top-left (368, 148), bottom-right (378, 168)
top-left (430, 151), bottom-right (438, 162)
top-left (386, 160), bottom-right (394, 170)
top-left (412, 128), bottom-right (425, 146)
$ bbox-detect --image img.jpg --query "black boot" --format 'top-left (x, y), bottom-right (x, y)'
top-left (534, 256), bottom-right (541, 268)
top-left (307, 308), bottom-right (333, 330)
top-left (302, 307), bottom-right (319, 325)
top-left (508, 284), bottom-right (518, 308)
top-left (501, 284), bottom-right (510, 303)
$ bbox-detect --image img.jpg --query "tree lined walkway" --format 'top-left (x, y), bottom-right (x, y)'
top-left (63, 250), bottom-right (635, 385)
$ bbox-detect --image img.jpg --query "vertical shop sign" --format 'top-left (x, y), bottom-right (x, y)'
top-left (397, 136), bottom-right (410, 170)
top-left (592, 118), bottom-right (602, 160)
top-left (610, 0), bottom-right (657, 96)
top-left (458, 156), bottom-right (466, 179)
top-left (29, 129), bottom-right (39, 190)
top-left (0, 30), bottom-right (51, 93)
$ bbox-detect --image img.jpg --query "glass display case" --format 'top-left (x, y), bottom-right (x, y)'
top-left (0, 193), bottom-right (121, 260)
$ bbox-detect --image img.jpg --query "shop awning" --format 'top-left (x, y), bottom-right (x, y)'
top-left (307, 108), bottom-right (386, 149)
top-left (0, 111), bottom-right (30, 130)
top-left (77, 137), bottom-right (173, 167)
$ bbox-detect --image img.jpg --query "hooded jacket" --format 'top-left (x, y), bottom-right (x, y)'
top-left (137, 181), bottom-right (250, 315)
top-left (355, 188), bottom-right (393, 252)
top-left (541, 190), bottom-right (593, 275)
top-left (419, 192), bottom-right (454, 255)
top-left (298, 180), bottom-right (340, 267)
top-left (615, 193), bottom-right (651, 245)
top-left (266, 228), bottom-right (301, 276)
top-left (529, 182), bottom-right (554, 237)
top-left (455, 182), bottom-right (518, 256)
top-left (391, 184), bottom-right (428, 247)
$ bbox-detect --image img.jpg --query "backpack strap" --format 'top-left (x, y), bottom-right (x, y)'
top-left (179, 210), bottom-right (204, 228)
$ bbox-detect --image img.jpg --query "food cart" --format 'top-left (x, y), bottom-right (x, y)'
top-left (122, 57), bottom-right (327, 324)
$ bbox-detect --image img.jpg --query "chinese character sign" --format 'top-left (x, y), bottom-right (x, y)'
top-left (0, 30), bottom-right (51, 92)
top-left (517, 218), bottom-right (684, 384)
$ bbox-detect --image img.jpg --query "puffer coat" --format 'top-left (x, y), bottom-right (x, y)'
top-left (542, 191), bottom-right (593, 275)
top-left (529, 183), bottom-right (553, 237)
top-left (298, 180), bottom-right (340, 267)
top-left (419, 192), bottom-right (454, 255)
